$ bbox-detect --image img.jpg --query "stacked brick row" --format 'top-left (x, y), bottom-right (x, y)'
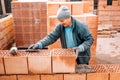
top-left (0, 14), bottom-right (14, 49)
top-left (0, 50), bottom-right (120, 80)
top-left (90, 64), bottom-right (120, 73)
top-left (47, 2), bottom-right (98, 64)
top-left (0, 73), bottom-right (120, 80)
top-left (98, 0), bottom-right (120, 37)
top-left (83, 0), bottom-right (94, 13)
top-left (11, 1), bottom-right (47, 48)
top-left (0, 49), bottom-right (76, 75)
top-left (0, 49), bottom-right (120, 80)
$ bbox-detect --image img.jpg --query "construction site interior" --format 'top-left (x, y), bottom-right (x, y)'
top-left (0, 0), bottom-right (120, 80)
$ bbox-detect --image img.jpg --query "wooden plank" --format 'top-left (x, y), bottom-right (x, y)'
top-left (1, 0), bottom-right (6, 15)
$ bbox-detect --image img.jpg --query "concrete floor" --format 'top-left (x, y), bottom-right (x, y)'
top-left (95, 33), bottom-right (120, 64)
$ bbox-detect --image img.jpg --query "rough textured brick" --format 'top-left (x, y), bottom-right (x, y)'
top-left (52, 48), bottom-right (76, 73)
top-left (90, 64), bottom-right (120, 73)
top-left (47, 2), bottom-right (60, 16)
top-left (0, 50), bottom-right (8, 74)
top-left (48, 16), bottom-right (61, 49)
top-left (4, 51), bottom-right (28, 74)
top-left (18, 75), bottom-right (40, 80)
top-left (83, 2), bottom-right (90, 13)
top-left (89, 56), bottom-right (96, 64)
top-left (87, 73), bottom-right (109, 80)
top-left (110, 72), bottom-right (120, 80)
top-left (12, 2), bottom-right (47, 48)
top-left (85, 14), bottom-right (98, 29)
top-left (0, 75), bottom-right (16, 80)
top-left (74, 14), bottom-right (98, 29)
top-left (72, 2), bottom-right (84, 15)
top-left (64, 74), bottom-right (86, 80)
top-left (112, 1), bottom-right (119, 6)
top-left (28, 50), bottom-right (51, 74)
top-left (41, 74), bottom-right (63, 80)
top-left (89, 28), bottom-right (97, 45)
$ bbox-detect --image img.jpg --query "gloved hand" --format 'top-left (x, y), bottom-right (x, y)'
top-left (10, 47), bottom-right (18, 55)
top-left (28, 44), bottom-right (39, 49)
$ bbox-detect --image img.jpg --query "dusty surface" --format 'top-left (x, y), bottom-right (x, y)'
top-left (95, 33), bottom-right (120, 64)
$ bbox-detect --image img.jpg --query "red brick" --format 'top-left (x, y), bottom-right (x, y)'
top-left (0, 50), bottom-right (8, 74)
top-left (12, 2), bottom-right (47, 48)
top-left (74, 14), bottom-right (98, 29)
top-left (74, 15), bottom-right (86, 22)
top-left (0, 75), bottom-right (16, 80)
top-left (98, 1), bottom-right (107, 6)
top-left (90, 45), bottom-right (96, 56)
top-left (28, 50), bottom-right (51, 74)
top-left (18, 75), bottom-right (40, 80)
top-left (87, 73), bottom-right (109, 80)
top-left (52, 48), bottom-right (76, 73)
top-left (89, 56), bottom-right (96, 64)
top-left (112, 1), bottom-right (119, 6)
top-left (90, 64), bottom-right (120, 73)
top-left (85, 14), bottom-right (98, 28)
top-left (4, 51), bottom-right (28, 74)
top-left (64, 74), bottom-right (86, 80)
top-left (89, 28), bottom-right (97, 45)
top-left (83, 2), bottom-right (90, 13)
top-left (110, 72), bottom-right (120, 80)
top-left (48, 39), bottom-right (62, 49)
top-left (72, 2), bottom-right (84, 15)
top-left (47, 2), bottom-right (60, 16)
top-left (41, 74), bottom-right (63, 80)
top-left (48, 16), bottom-right (61, 49)
top-left (48, 16), bottom-right (59, 33)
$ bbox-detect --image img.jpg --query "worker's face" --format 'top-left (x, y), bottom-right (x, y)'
top-left (58, 17), bottom-right (72, 27)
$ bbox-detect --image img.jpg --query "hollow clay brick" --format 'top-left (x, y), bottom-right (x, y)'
top-left (0, 50), bottom-right (8, 74)
top-left (18, 75), bottom-right (40, 80)
top-left (87, 73), bottom-right (109, 80)
top-left (4, 51), bottom-right (28, 74)
top-left (64, 74), bottom-right (86, 80)
top-left (41, 74), bottom-right (63, 80)
top-left (28, 50), bottom-right (51, 74)
top-left (0, 75), bottom-right (16, 80)
top-left (110, 72), bottom-right (120, 80)
top-left (52, 48), bottom-right (76, 73)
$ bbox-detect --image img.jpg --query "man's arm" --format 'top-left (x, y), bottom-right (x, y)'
top-left (36, 24), bottom-right (61, 48)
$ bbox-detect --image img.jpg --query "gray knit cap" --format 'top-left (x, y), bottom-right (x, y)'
top-left (57, 6), bottom-right (71, 20)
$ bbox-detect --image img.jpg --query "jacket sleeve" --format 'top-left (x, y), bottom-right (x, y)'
top-left (77, 23), bottom-right (94, 52)
top-left (36, 24), bottom-right (61, 48)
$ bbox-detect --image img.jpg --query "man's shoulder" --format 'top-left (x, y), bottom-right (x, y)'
top-left (72, 17), bottom-right (87, 26)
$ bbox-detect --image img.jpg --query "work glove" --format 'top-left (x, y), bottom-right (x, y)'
top-left (28, 44), bottom-right (39, 50)
top-left (10, 47), bottom-right (18, 55)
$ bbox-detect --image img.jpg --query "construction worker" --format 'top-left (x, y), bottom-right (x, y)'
top-left (28, 6), bottom-right (94, 65)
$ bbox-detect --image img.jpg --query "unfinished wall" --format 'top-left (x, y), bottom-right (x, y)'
top-left (98, 0), bottom-right (120, 37)
top-left (11, 1), bottom-right (47, 48)
top-left (0, 14), bottom-right (14, 49)
top-left (0, 50), bottom-right (120, 80)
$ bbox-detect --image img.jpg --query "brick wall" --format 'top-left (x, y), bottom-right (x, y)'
top-left (11, 1), bottom-right (47, 48)
top-left (0, 14), bottom-right (14, 49)
top-left (0, 49), bottom-right (76, 75)
top-left (98, 0), bottom-right (120, 32)
top-left (0, 50), bottom-right (120, 79)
